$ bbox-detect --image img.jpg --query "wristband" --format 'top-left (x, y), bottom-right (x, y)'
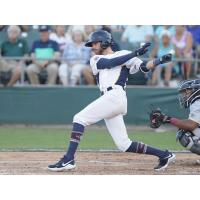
top-left (139, 61), bottom-right (149, 73)
top-left (153, 58), bottom-right (161, 66)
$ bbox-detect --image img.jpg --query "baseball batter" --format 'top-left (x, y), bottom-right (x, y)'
top-left (48, 30), bottom-right (175, 172)
top-left (150, 79), bottom-right (200, 163)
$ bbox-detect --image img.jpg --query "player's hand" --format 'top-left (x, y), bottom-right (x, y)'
top-left (149, 108), bottom-right (171, 129)
top-left (134, 42), bottom-right (151, 56)
top-left (160, 53), bottom-right (172, 64)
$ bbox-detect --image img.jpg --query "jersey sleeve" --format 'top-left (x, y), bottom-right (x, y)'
top-left (90, 55), bottom-right (102, 75)
top-left (189, 101), bottom-right (200, 124)
top-left (127, 57), bottom-right (143, 74)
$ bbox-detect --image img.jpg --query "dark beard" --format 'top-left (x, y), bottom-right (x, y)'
top-left (98, 48), bottom-right (104, 55)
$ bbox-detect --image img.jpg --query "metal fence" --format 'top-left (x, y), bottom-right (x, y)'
top-left (0, 56), bottom-right (200, 86)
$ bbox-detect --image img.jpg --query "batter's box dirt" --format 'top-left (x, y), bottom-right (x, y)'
top-left (0, 152), bottom-right (199, 175)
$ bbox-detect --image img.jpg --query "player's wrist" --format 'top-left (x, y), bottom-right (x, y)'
top-left (153, 58), bottom-right (162, 66)
top-left (170, 117), bottom-right (180, 126)
top-left (139, 61), bottom-right (149, 73)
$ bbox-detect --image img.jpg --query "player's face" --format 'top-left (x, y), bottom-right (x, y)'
top-left (179, 89), bottom-right (193, 108)
top-left (182, 89), bottom-right (192, 98)
top-left (91, 42), bottom-right (102, 55)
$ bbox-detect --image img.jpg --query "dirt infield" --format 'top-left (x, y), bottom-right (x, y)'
top-left (0, 151), bottom-right (200, 175)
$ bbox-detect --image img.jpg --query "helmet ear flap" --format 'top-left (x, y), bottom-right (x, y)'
top-left (100, 41), bottom-right (111, 49)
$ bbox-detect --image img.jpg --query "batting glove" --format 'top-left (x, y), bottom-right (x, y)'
top-left (153, 53), bottom-right (172, 66)
top-left (134, 42), bottom-right (151, 56)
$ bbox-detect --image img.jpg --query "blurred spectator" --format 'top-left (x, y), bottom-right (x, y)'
top-left (26, 25), bottom-right (60, 85)
top-left (150, 30), bottom-right (178, 87)
top-left (101, 25), bottom-right (120, 51)
top-left (84, 25), bottom-right (96, 41)
top-left (59, 30), bottom-right (93, 86)
top-left (68, 25), bottom-right (85, 32)
top-left (121, 25), bottom-right (154, 49)
top-left (172, 25), bottom-right (193, 80)
top-left (0, 25), bottom-right (28, 86)
top-left (0, 26), bottom-right (8, 45)
top-left (110, 25), bottom-right (125, 33)
top-left (50, 25), bottom-right (70, 54)
top-left (65, 25), bottom-right (86, 44)
top-left (19, 25), bottom-right (39, 50)
top-left (187, 26), bottom-right (200, 75)
top-left (154, 25), bottom-right (175, 43)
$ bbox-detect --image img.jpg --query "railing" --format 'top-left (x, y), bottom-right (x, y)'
top-left (0, 56), bottom-right (200, 86)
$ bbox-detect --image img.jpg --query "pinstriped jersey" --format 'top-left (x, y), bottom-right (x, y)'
top-left (90, 50), bottom-right (143, 91)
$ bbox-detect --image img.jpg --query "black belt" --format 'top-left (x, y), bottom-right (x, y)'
top-left (100, 85), bottom-right (125, 96)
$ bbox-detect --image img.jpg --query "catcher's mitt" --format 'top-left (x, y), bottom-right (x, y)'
top-left (149, 108), bottom-right (163, 129)
top-left (149, 107), bottom-right (171, 129)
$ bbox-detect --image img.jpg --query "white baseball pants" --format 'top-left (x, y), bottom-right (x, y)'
top-left (73, 86), bottom-right (132, 151)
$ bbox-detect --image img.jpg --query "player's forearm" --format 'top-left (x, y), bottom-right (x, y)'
top-left (96, 52), bottom-right (137, 69)
top-left (145, 60), bottom-right (155, 70)
top-left (140, 58), bottom-right (164, 73)
top-left (139, 59), bottom-right (159, 73)
top-left (144, 54), bottom-right (172, 71)
top-left (170, 118), bottom-right (198, 131)
top-left (146, 58), bottom-right (165, 70)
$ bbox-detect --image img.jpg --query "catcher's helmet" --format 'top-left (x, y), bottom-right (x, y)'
top-left (178, 79), bottom-right (200, 108)
top-left (85, 30), bottom-right (112, 49)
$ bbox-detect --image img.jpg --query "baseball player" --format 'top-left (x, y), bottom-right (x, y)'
top-left (48, 30), bottom-right (175, 172)
top-left (150, 79), bottom-right (200, 163)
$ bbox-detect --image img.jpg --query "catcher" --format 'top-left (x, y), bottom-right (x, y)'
top-left (150, 79), bottom-right (200, 162)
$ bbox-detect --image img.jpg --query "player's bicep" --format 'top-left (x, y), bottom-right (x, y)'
top-left (189, 110), bottom-right (200, 124)
top-left (189, 102), bottom-right (200, 124)
top-left (90, 56), bottom-right (101, 75)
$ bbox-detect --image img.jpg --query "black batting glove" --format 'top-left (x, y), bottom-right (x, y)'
top-left (153, 53), bottom-right (172, 66)
top-left (134, 42), bottom-right (151, 56)
top-left (160, 53), bottom-right (172, 64)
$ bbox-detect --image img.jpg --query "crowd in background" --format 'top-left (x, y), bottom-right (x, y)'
top-left (0, 25), bottom-right (200, 87)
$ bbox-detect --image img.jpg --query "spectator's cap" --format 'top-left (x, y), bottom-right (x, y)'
top-left (161, 30), bottom-right (171, 38)
top-left (39, 25), bottom-right (51, 32)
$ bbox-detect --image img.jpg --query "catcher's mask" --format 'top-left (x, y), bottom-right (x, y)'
top-left (178, 79), bottom-right (200, 109)
top-left (85, 30), bottom-right (113, 49)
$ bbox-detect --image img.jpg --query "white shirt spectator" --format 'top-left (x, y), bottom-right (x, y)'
top-left (122, 25), bottom-right (154, 44)
top-left (50, 32), bottom-right (71, 53)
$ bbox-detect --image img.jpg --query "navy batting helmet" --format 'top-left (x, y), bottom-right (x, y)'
top-left (178, 79), bottom-right (200, 108)
top-left (85, 30), bottom-right (112, 49)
